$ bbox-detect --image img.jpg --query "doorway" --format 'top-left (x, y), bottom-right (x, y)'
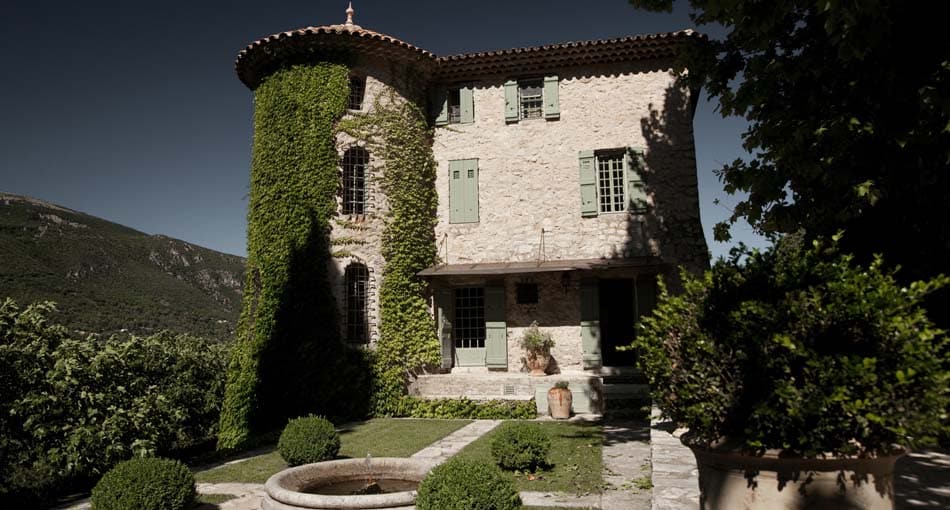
top-left (599, 279), bottom-right (637, 366)
top-left (453, 287), bottom-right (486, 366)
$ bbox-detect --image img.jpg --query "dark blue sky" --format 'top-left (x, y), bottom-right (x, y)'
top-left (0, 0), bottom-right (765, 258)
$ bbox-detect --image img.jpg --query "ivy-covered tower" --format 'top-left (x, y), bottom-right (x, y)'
top-left (219, 5), bottom-right (440, 448)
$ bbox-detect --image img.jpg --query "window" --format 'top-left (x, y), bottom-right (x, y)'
top-left (505, 76), bottom-right (559, 122)
top-left (435, 87), bottom-right (473, 126)
top-left (454, 287), bottom-right (485, 349)
top-left (578, 148), bottom-right (647, 217)
top-left (518, 80), bottom-right (543, 120)
top-left (448, 89), bottom-right (461, 124)
top-left (348, 76), bottom-right (365, 110)
top-left (342, 147), bottom-right (368, 215)
top-left (448, 158), bottom-right (479, 223)
top-left (516, 282), bottom-right (539, 305)
top-left (597, 152), bottom-right (626, 213)
top-left (345, 263), bottom-right (369, 344)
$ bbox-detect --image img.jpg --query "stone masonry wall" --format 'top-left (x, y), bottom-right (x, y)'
top-left (328, 56), bottom-right (427, 345)
top-left (503, 272), bottom-right (583, 373)
top-left (432, 59), bottom-right (709, 277)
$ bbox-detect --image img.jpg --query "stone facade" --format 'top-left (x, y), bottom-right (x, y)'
top-left (432, 60), bottom-right (707, 274)
top-left (234, 19), bottom-right (709, 381)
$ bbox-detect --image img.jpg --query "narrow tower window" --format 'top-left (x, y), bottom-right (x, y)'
top-left (345, 263), bottom-right (369, 344)
top-left (348, 76), bottom-right (366, 110)
top-left (342, 147), bottom-right (368, 215)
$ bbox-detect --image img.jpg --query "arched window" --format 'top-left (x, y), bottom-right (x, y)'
top-left (348, 76), bottom-right (365, 110)
top-left (342, 147), bottom-right (368, 215)
top-left (345, 263), bottom-right (369, 344)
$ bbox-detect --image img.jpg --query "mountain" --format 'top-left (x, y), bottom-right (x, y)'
top-left (0, 192), bottom-right (245, 341)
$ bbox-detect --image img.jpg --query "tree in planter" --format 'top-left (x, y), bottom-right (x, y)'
top-left (627, 0), bottom-right (949, 310)
top-left (519, 321), bottom-right (554, 376)
top-left (633, 237), bottom-right (948, 508)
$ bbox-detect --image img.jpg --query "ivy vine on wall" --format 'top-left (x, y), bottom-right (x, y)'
top-left (339, 90), bottom-right (442, 415)
top-left (218, 61), bottom-right (371, 450)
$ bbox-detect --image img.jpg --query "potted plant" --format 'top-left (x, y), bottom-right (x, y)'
top-left (633, 237), bottom-right (949, 510)
top-left (520, 321), bottom-right (554, 376)
top-left (547, 381), bottom-right (572, 419)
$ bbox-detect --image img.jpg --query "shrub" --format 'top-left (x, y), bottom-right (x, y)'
top-left (277, 416), bottom-right (341, 466)
top-left (390, 397), bottom-right (537, 419)
top-left (0, 299), bottom-right (228, 502)
top-left (416, 457), bottom-right (521, 510)
top-left (634, 237), bottom-right (950, 456)
top-left (490, 422), bottom-right (551, 472)
top-left (90, 457), bottom-right (195, 510)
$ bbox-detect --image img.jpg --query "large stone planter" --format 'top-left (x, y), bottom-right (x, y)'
top-left (688, 441), bottom-right (903, 510)
top-left (261, 457), bottom-right (436, 510)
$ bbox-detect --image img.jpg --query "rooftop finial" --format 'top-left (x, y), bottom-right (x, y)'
top-left (345, 2), bottom-right (355, 26)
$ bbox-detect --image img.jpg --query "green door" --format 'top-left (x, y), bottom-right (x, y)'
top-left (454, 287), bottom-right (486, 366)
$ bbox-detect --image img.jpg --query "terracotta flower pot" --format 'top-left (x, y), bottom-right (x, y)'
top-left (525, 351), bottom-right (550, 376)
top-left (687, 439), bottom-right (904, 510)
top-left (547, 386), bottom-right (572, 419)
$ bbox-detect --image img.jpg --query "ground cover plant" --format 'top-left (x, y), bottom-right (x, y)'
top-left (454, 421), bottom-right (603, 494)
top-left (196, 418), bottom-right (471, 484)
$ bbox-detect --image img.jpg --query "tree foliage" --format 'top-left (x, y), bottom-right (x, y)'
top-left (631, 0), bottom-right (949, 285)
top-left (633, 238), bottom-right (949, 456)
top-left (0, 299), bottom-right (226, 507)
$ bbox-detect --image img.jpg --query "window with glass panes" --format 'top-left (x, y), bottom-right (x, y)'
top-left (345, 263), bottom-right (369, 344)
top-left (597, 153), bottom-right (626, 213)
top-left (519, 80), bottom-right (543, 119)
top-left (342, 147), bottom-right (368, 215)
top-left (348, 76), bottom-right (365, 110)
top-left (453, 287), bottom-right (485, 349)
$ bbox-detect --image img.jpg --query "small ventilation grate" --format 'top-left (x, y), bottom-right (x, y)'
top-left (503, 384), bottom-right (516, 396)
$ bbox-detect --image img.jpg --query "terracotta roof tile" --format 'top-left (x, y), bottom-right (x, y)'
top-left (235, 27), bottom-right (702, 89)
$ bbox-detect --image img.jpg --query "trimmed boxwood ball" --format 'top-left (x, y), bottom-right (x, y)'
top-left (416, 457), bottom-right (522, 510)
top-left (490, 421), bottom-right (551, 472)
top-left (278, 416), bottom-right (341, 466)
top-left (91, 457), bottom-right (194, 510)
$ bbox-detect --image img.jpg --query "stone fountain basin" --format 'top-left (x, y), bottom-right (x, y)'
top-left (261, 457), bottom-right (437, 510)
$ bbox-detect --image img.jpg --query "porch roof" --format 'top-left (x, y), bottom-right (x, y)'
top-left (417, 257), bottom-right (665, 277)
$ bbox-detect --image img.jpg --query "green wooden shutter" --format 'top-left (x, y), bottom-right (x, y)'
top-left (579, 150), bottom-right (598, 217)
top-left (460, 86), bottom-right (474, 124)
top-left (435, 89), bottom-right (449, 126)
top-left (543, 75), bottom-right (559, 120)
top-left (504, 80), bottom-right (519, 123)
top-left (449, 159), bottom-right (479, 223)
top-left (580, 278), bottom-right (601, 369)
top-left (625, 148), bottom-right (648, 213)
top-left (485, 285), bottom-right (507, 369)
top-left (436, 286), bottom-right (454, 369)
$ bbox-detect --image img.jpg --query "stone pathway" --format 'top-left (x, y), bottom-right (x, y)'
top-left (600, 419), bottom-right (652, 510)
top-left (649, 409), bottom-right (700, 510)
top-left (410, 419), bottom-right (501, 464)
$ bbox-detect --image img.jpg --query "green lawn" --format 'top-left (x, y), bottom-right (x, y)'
top-left (453, 421), bottom-right (603, 495)
top-left (195, 418), bottom-right (471, 484)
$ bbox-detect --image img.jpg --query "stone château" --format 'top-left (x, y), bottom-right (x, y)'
top-left (234, 5), bottom-right (708, 414)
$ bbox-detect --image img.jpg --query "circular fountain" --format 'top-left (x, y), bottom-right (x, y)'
top-left (261, 457), bottom-right (436, 510)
